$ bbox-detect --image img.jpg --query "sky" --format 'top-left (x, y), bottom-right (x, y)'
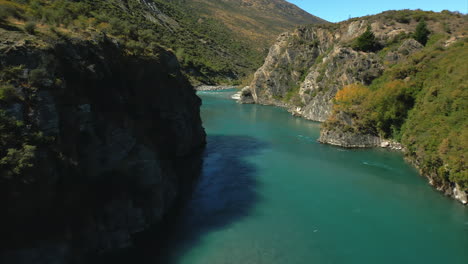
top-left (287, 0), bottom-right (468, 22)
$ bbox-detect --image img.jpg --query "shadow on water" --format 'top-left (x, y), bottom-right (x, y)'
top-left (157, 134), bottom-right (268, 263)
top-left (98, 134), bottom-right (267, 264)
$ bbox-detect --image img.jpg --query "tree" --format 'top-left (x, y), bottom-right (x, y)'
top-left (352, 26), bottom-right (379, 52)
top-left (414, 20), bottom-right (430, 46)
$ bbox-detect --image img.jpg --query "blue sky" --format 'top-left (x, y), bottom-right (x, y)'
top-left (287, 0), bottom-right (468, 22)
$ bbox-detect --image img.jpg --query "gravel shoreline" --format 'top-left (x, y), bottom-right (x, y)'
top-left (195, 85), bottom-right (237, 91)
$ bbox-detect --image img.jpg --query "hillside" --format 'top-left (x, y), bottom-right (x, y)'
top-left (240, 10), bottom-right (468, 203)
top-left (0, 0), bottom-right (324, 85)
top-left (170, 0), bottom-right (326, 49)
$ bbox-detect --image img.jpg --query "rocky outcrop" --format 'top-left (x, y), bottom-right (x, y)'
top-left (319, 127), bottom-right (404, 150)
top-left (238, 86), bottom-right (255, 104)
top-left (249, 26), bottom-right (334, 106)
top-left (247, 19), bottom-right (427, 122)
top-left (247, 21), bottom-right (400, 121)
top-left (385, 39), bottom-right (423, 63)
top-left (453, 184), bottom-right (468, 205)
top-left (298, 47), bottom-right (383, 121)
top-left (319, 129), bottom-right (381, 148)
top-left (0, 32), bottom-right (206, 263)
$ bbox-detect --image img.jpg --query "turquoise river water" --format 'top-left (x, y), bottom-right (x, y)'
top-left (159, 89), bottom-right (468, 264)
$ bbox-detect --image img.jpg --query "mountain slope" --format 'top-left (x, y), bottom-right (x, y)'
top-left (171, 0), bottom-right (327, 48)
top-left (0, 0), bottom-right (322, 84)
top-left (0, 0), bottom-right (325, 85)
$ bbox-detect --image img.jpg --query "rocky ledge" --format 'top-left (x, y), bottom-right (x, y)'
top-left (318, 129), bottom-right (403, 150)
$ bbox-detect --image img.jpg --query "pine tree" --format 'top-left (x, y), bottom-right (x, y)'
top-left (414, 20), bottom-right (430, 46)
top-left (352, 26), bottom-right (379, 52)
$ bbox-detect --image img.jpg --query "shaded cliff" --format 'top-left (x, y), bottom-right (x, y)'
top-left (243, 10), bottom-right (467, 204)
top-left (0, 27), bottom-right (206, 263)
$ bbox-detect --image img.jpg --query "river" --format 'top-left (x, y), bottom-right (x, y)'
top-left (159, 89), bottom-right (468, 263)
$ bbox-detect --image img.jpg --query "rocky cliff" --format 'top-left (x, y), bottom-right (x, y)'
top-left (0, 28), bottom-right (206, 263)
top-left (247, 18), bottom-right (427, 121)
top-left (243, 10), bottom-right (467, 204)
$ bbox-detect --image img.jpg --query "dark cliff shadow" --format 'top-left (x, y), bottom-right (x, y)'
top-left (103, 134), bottom-right (267, 264)
top-left (95, 135), bottom-right (267, 264)
top-left (157, 134), bottom-right (267, 263)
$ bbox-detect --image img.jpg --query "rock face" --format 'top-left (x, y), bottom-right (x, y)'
top-left (319, 128), bottom-right (381, 148)
top-left (319, 128), bottom-right (404, 150)
top-left (238, 86), bottom-right (255, 104)
top-left (247, 20), bottom-right (421, 122)
top-left (298, 46), bottom-right (383, 121)
top-left (0, 33), bottom-right (206, 263)
top-left (245, 17), bottom-right (432, 146)
top-left (453, 184), bottom-right (468, 205)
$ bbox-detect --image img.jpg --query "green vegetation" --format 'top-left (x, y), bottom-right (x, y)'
top-left (24, 21), bottom-right (35, 34)
top-left (174, 0), bottom-right (325, 49)
top-left (352, 26), bottom-right (380, 52)
top-left (358, 9), bottom-right (465, 25)
top-left (0, 110), bottom-right (45, 182)
top-left (0, 0), bottom-right (270, 84)
top-left (413, 20), bottom-right (430, 45)
top-left (331, 37), bottom-right (468, 190)
top-left (0, 84), bottom-right (19, 102)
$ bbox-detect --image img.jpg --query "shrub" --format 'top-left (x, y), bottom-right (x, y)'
top-left (334, 83), bottom-right (370, 111)
top-left (0, 65), bottom-right (24, 82)
top-left (0, 144), bottom-right (37, 179)
top-left (414, 20), bottom-right (430, 46)
top-left (0, 84), bottom-right (19, 102)
top-left (29, 68), bottom-right (48, 85)
top-left (24, 21), bottom-right (36, 34)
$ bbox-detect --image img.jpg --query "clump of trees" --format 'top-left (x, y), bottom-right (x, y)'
top-left (352, 26), bottom-right (381, 52)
